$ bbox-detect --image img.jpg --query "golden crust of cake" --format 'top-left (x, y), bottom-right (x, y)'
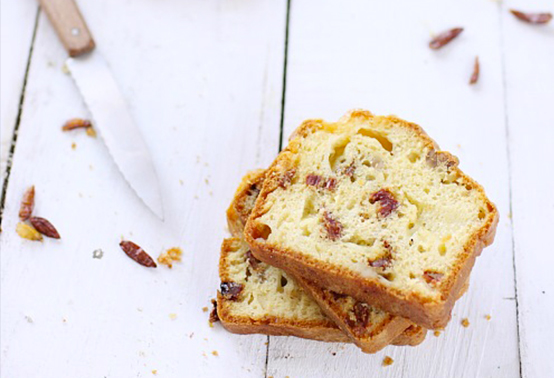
top-left (245, 110), bottom-right (498, 329)
top-left (224, 170), bottom-right (425, 352)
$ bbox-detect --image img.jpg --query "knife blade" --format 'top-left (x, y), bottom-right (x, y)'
top-left (38, 0), bottom-right (164, 219)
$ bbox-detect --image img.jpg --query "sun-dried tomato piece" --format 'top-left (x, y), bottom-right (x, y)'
top-left (62, 118), bottom-right (92, 131)
top-left (209, 299), bottom-right (219, 323)
top-left (323, 211), bottom-right (343, 241)
top-left (429, 28), bottom-right (464, 50)
top-left (220, 282), bottom-right (243, 300)
top-left (423, 271), bottom-right (444, 284)
top-left (29, 217), bottom-right (60, 239)
top-left (469, 56), bottom-right (480, 85)
top-left (119, 240), bottom-right (157, 268)
top-left (19, 186), bottom-right (35, 221)
top-left (370, 189), bottom-right (399, 217)
top-left (510, 10), bottom-right (552, 24)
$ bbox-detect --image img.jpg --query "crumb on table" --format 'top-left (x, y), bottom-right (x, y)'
top-left (434, 330), bottom-right (441, 337)
top-left (461, 318), bottom-right (470, 328)
top-left (158, 247), bottom-right (183, 268)
top-left (169, 313), bottom-right (177, 320)
top-left (383, 356), bottom-right (394, 366)
top-left (202, 307), bottom-right (209, 312)
top-left (485, 314), bottom-right (492, 321)
top-left (151, 369), bottom-right (157, 375)
top-left (212, 350), bottom-right (218, 356)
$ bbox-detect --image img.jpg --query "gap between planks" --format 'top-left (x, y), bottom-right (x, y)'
top-left (497, 2), bottom-right (522, 377)
top-left (0, 6), bottom-right (40, 222)
top-left (266, 0), bottom-right (292, 377)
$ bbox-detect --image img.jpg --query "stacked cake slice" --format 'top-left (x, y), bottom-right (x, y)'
top-left (214, 110), bottom-right (498, 353)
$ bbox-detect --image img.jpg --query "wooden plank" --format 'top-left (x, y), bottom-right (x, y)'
top-left (0, 1), bottom-right (286, 377)
top-left (268, 0), bottom-right (518, 377)
top-left (501, 1), bottom-right (554, 377)
top-left (0, 0), bottom-right (38, 191)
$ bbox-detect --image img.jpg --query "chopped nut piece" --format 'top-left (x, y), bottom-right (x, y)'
top-left (120, 240), bottom-right (157, 268)
top-left (423, 271), bottom-right (444, 285)
top-left (429, 28), bottom-right (464, 50)
top-left (370, 189), bottom-right (399, 217)
top-left (382, 356), bottom-right (394, 366)
top-left (469, 56), bottom-right (480, 85)
top-left (306, 174), bottom-right (337, 190)
top-left (62, 118), bottom-right (92, 131)
top-left (157, 247), bottom-right (183, 268)
top-left (19, 186), bottom-right (35, 221)
top-left (29, 217), bottom-right (60, 239)
top-left (278, 169), bottom-right (296, 188)
top-left (323, 211), bottom-right (343, 241)
top-left (510, 10), bottom-right (552, 24)
top-left (461, 318), bottom-right (470, 328)
top-left (16, 222), bottom-right (43, 241)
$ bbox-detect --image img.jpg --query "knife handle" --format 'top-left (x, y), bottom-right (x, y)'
top-left (38, 0), bottom-right (95, 57)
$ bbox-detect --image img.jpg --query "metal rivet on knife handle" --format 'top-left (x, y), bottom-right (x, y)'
top-left (37, 0), bottom-right (96, 57)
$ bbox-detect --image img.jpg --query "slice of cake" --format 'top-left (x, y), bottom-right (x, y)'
top-left (220, 170), bottom-right (425, 352)
top-left (245, 110), bottom-right (498, 329)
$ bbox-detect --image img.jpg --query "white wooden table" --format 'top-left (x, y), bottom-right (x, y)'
top-left (1, 0), bottom-right (553, 377)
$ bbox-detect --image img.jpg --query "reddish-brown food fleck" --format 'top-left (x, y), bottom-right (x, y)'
top-left (330, 291), bottom-right (348, 301)
top-left (382, 356), bottom-right (394, 367)
top-left (19, 186), bottom-right (35, 221)
top-left (119, 240), bottom-right (157, 268)
top-left (429, 28), bottom-right (464, 50)
top-left (279, 169), bottom-right (296, 188)
top-left (423, 271), bottom-right (444, 284)
top-left (62, 118), bottom-right (92, 131)
top-left (353, 302), bottom-right (370, 328)
top-left (469, 56), bottom-right (480, 85)
top-left (29, 217), bottom-right (60, 239)
top-left (510, 10), bottom-right (552, 24)
top-left (370, 189), bottom-right (399, 217)
top-left (341, 162), bottom-right (356, 177)
top-left (323, 211), bottom-right (343, 241)
top-left (220, 282), bottom-right (243, 300)
top-left (369, 256), bottom-right (392, 268)
top-left (306, 174), bottom-right (337, 190)
top-left (209, 299), bottom-right (219, 323)
top-left (245, 250), bottom-right (262, 270)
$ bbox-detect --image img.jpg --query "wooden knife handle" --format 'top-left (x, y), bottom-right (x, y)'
top-left (38, 0), bottom-right (95, 57)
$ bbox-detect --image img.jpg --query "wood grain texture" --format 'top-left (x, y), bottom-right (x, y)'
top-left (502, 1), bottom-right (554, 377)
top-left (0, 1), bottom-right (286, 377)
top-left (0, 0), bottom-right (38, 192)
top-left (38, 0), bottom-right (95, 56)
top-left (268, 0), bottom-right (519, 377)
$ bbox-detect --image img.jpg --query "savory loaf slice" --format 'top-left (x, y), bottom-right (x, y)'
top-left (217, 237), bottom-right (349, 342)
top-left (225, 169), bottom-right (426, 352)
top-left (245, 110), bottom-right (498, 329)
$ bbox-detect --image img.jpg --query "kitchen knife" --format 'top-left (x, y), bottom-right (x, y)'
top-left (38, 0), bottom-right (164, 219)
